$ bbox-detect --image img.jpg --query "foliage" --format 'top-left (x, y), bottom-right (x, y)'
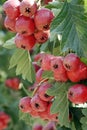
top-left (1, 0), bottom-right (87, 129)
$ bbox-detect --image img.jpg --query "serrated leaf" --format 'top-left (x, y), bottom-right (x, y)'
top-left (80, 109), bottom-right (87, 130)
top-left (47, 82), bottom-right (73, 96)
top-left (45, 1), bottom-right (63, 9)
top-left (19, 110), bottom-right (31, 125)
top-left (9, 48), bottom-right (35, 83)
top-left (51, 92), bottom-right (69, 127)
top-left (51, 1), bottom-right (87, 57)
top-left (3, 37), bottom-right (16, 49)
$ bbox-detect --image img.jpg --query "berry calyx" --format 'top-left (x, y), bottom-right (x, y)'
top-left (20, 0), bottom-right (37, 17)
top-left (34, 30), bottom-right (50, 44)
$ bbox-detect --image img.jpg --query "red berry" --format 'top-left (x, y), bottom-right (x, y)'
top-left (34, 30), bottom-right (50, 44)
top-left (30, 109), bottom-right (39, 118)
top-left (20, 0), bottom-right (37, 17)
top-left (38, 82), bottom-right (54, 101)
top-left (15, 16), bottom-right (35, 36)
top-left (32, 62), bottom-right (40, 72)
top-left (33, 123), bottom-right (43, 130)
top-left (63, 53), bottom-right (80, 71)
top-left (41, 54), bottom-right (54, 71)
top-left (44, 0), bottom-right (53, 4)
top-left (34, 8), bottom-right (54, 31)
top-left (43, 121), bottom-right (56, 130)
top-left (68, 84), bottom-right (87, 104)
top-left (39, 102), bottom-right (58, 122)
top-left (67, 62), bottom-right (87, 82)
top-left (34, 53), bottom-right (45, 62)
top-left (3, 0), bottom-right (20, 20)
top-left (36, 68), bottom-right (44, 83)
top-left (4, 16), bottom-right (16, 32)
top-left (30, 94), bottom-right (48, 112)
top-left (15, 33), bottom-right (36, 50)
top-left (53, 71), bottom-right (68, 82)
top-left (5, 78), bottom-right (20, 90)
top-left (19, 97), bottom-right (32, 113)
top-left (51, 56), bottom-right (65, 73)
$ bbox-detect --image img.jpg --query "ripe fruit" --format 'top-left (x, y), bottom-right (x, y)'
top-left (15, 16), bottom-right (35, 36)
top-left (30, 94), bottom-right (48, 112)
top-left (30, 109), bottom-right (39, 118)
top-left (36, 68), bottom-right (44, 83)
top-left (67, 62), bottom-right (87, 82)
top-left (68, 84), bottom-right (87, 104)
top-left (44, 0), bottom-right (53, 4)
top-left (39, 102), bottom-right (58, 122)
top-left (33, 123), bottom-right (43, 130)
top-left (32, 62), bottom-right (40, 72)
top-left (53, 71), bottom-right (68, 82)
top-left (34, 30), bottom-right (50, 44)
top-left (34, 8), bottom-right (54, 31)
top-left (63, 53), bottom-right (80, 71)
top-left (15, 33), bottom-right (36, 50)
top-left (38, 82), bottom-right (54, 101)
top-left (34, 53), bottom-right (45, 62)
top-left (19, 96), bottom-right (32, 113)
top-left (41, 54), bottom-right (54, 71)
top-left (20, 0), bottom-right (37, 17)
top-left (51, 56), bottom-right (65, 73)
top-left (3, 0), bottom-right (20, 20)
top-left (0, 112), bottom-right (10, 130)
top-left (42, 121), bottom-right (56, 130)
top-left (5, 77), bottom-right (20, 90)
top-left (4, 16), bottom-right (16, 32)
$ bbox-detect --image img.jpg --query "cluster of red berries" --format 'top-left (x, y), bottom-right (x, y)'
top-left (19, 81), bottom-right (58, 122)
top-left (0, 112), bottom-right (10, 130)
top-left (32, 121), bottom-right (56, 130)
top-left (3, 0), bottom-right (54, 51)
top-left (5, 77), bottom-right (20, 90)
top-left (33, 53), bottom-right (87, 105)
top-left (39, 53), bottom-right (87, 82)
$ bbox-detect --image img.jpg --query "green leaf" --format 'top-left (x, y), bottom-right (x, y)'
top-left (9, 48), bottom-right (35, 83)
top-left (51, 1), bottom-right (87, 57)
top-left (3, 37), bottom-right (16, 49)
top-left (51, 92), bottom-right (69, 127)
top-left (47, 82), bottom-right (73, 127)
top-left (42, 70), bottom-right (53, 79)
top-left (80, 109), bottom-right (87, 130)
top-left (47, 82), bottom-right (73, 96)
top-left (19, 110), bottom-right (31, 125)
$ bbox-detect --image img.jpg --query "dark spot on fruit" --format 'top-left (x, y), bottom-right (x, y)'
top-left (21, 45), bottom-right (26, 49)
top-left (44, 93), bottom-right (50, 98)
top-left (20, 105), bottom-right (24, 109)
top-left (40, 36), bottom-right (47, 42)
top-left (69, 91), bottom-right (73, 96)
top-left (25, 8), bottom-right (31, 13)
top-left (43, 24), bottom-right (49, 30)
top-left (7, 27), bottom-right (12, 31)
top-left (21, 31), bottom-right (27, 34)
top-left (53, 64), bottom-right (58, 69)
top-left (65, 64), bottom-right (71, 70)
top-left (35, 103), bottom-right (40, 108)
top-left (56, 116), bottom-right (58, 119)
